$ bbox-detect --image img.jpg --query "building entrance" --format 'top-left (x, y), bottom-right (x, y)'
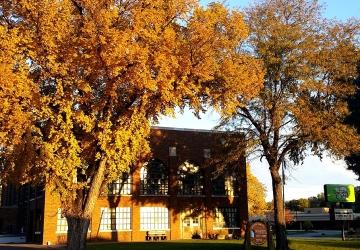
top-left (181, 212), bottom-right (204, 239)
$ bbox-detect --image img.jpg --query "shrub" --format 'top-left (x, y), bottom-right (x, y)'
top-left (192, 231), bottom-right (201, 239)
top-left (303, 221), bottom-right (313, 231)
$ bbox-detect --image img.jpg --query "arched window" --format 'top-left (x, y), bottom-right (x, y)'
top-left (108, 172), bottom-right (132, 195)
top-left (178, 161), bottom-right (204, 196)
top-left (140, 159), bottom-right (168, 195)
top-left (225, 175), bottom-right (238, 196)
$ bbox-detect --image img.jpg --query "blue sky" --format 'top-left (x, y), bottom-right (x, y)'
top-left (158, 0), bottom-right (360, 201)
top-left (201, 0), bottom-right (360, 21)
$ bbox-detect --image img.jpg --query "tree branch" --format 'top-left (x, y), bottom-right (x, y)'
top-left (70, 0), bottom-right (84, 15)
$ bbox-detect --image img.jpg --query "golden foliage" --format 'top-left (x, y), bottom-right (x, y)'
top-left (247, 164), bottom-right (267, 216)
top-left (0, 0), bottom-right (263, 218)
top-left (0, 27), bottom-right (32, 146)
top-left (241, 0), bottom-right (360, 160)
top-left (220, 0), bottom-right (360, 244)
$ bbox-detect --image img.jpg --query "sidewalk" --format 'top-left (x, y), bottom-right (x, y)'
top-left (0, 244), bottom-right (62, 250)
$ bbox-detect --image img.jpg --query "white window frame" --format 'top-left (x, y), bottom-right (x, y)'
top-left (213, 207), bottom-right (240, 230)
top-left (177, 161), bottom-right (204, 196)
top-left (99, 207), bottom-right (131, 232)
top-left (108, 173), bottom-right (132, 195)
top-left (56, 208), bottom-right (68, 234)
top-left (140, 159), bottom-right (169, 196)
top-left (56, 208), bottom-right (91, 234)
top-left (140, 207), bottom-right (169, 231)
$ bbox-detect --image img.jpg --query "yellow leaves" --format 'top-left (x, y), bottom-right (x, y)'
top-left (247, 164), bottom-right (267, 216)
top-left (0, 22), bottom-right (36, 162)
top-left (1, 0), bottom-right (264, 206)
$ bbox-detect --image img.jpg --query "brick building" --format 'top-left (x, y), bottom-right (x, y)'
top-left (0, 127), bottom-right (248, 245)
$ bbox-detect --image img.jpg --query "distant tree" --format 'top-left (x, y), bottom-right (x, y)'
top-left (219, 0), bottom-right (360, 249)
top-left (264, 207), bottom-right (293, 224)
top-left (266, 201), bottom-right (274, 211)
top-left (247, 165), bottom-right (267, 216)
top-left (0, 1), bottom-right (263, 250)
top-left (303, 221), bottom-right (313, 231)
top-left (308, 193), bottom-right (327, 208)
top-left (345, 63), bottom-right (360, 179)
top-left (285, 198), bottom-right (309, 212)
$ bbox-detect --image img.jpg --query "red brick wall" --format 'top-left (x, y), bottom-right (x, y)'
top-left (41, 128), bottom-right (247, 245)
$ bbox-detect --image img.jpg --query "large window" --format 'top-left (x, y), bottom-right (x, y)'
top-left (108, 173), bottom-right (132, 195)
top-left (178, 161), bottom-right (204, 196)
top-left (212, 175), bottom-right (238, 196)
top-left (140, 159), bottom-right (168, 195)
top-left (100, 207), bottom-right (131, 231)
top-left (56, 208), bottom-right (91, 233)
top-left (56, 208), bottom-right (68, 233)
top-left (212, 176), bottom-right (226, 196)
top-left (140, 207), bottom-right (169, 230)
top-left (225, 175), bottom-right (238, 196)
top-left (214, 207), bottom-right (239, 229)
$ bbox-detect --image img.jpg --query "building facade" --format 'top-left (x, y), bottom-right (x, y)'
top-left (0, 127), bottom-right (248, 245)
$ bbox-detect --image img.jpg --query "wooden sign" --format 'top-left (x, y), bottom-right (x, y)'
top-left (250, 221), bottom-right (267, 245)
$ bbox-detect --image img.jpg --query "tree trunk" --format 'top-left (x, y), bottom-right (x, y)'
top-left (65, 158), bottom-right (107, 250)
top-left (270, 168), bottom-right (288, 250)
top-left (67, 216), bottom-right (90, 250)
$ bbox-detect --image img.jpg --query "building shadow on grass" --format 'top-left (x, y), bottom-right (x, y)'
top-left (87, 241), bottom-right (250, 250)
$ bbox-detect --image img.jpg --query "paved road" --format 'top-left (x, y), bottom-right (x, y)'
top-left (287, 230), bottom-right (342, 238)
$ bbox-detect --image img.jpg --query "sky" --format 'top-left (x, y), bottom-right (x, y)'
top-left (158, 0), bottom-right (360, 201)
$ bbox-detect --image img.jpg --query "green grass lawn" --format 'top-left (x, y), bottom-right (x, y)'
top-left (288, 239), bottom-right (360, 250)
top-left (87, 239), bottom-right (360, 250)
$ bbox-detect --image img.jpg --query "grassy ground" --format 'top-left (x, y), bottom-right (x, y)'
top-left (87, 239), bottom-right (360, 250)
top-left (288, 239), bottom-right (360, 250)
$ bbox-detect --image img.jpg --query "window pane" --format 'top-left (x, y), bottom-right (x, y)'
top-left (178, 161), bottom-right (203, 196)
top-left (108, 173), bottom-right (132, 195)
top-left (56, 208), bottom-right (68, 233)
top-left (100, 207), bottom-right (131, 231)
top-left (214, 207), bottom-right (239, 229)
top-left (140, 159), bottom-right (168, 195)
top-left (140, 207), bottom-right (169, 230)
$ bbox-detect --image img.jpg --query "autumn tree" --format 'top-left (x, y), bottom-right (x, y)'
top-left (219, 0), bottom-right (360, 249)
top-left (0, 1), bottom-right (263, 249)
top-left (0, 12), bottom-right (37, 173)
top-left (247, 165), bottom-right (267, 217)
top-left (285, 198), bottom-right (309, 212)
top-left (345, 63), bottom-right (360, 179)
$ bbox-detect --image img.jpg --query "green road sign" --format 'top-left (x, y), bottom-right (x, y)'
top-left (324, 184), bottom-right (355, 203)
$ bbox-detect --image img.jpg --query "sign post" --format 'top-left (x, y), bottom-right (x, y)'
top-left (244, 221), bottom-right (273, 250)
top-left (334, 209), bottom-right (353, 241)
top-left (324, 184), bottom-right (356, 241)
top-left (250, 222), bottom-right (267, 245)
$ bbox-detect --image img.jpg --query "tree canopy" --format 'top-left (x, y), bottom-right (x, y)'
top-left (345, 63), bottom-right (360, 179)
top-left (285, 198), bottom-right (309, 212)
top-left (219, 0), bottom-right (360, 249)
top-left (0, 1), bottom-right (263, 249)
